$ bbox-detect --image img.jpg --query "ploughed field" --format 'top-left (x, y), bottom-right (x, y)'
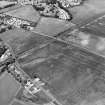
top-left (1, 29), bottom-right (105, 105)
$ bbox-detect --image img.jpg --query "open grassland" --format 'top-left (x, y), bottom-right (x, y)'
top-left (70, 0), bottom-right (105, 26)
top-left (0, 72), bottom-right (20, 105)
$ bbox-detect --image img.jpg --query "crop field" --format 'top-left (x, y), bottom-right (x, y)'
top-left (0, 0), bottom-right (105, 105)
top-left (18, 39), bottom-right (105, 105)
top-left (0, 29), bottom-right (54, 56)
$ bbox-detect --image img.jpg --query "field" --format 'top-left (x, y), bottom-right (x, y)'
top-left (0, 71), bottom-right (20, 105)
top-left (79, 15), bottom-right (105, 37)
top-left (17, 39), bottom-right (105, 105)
top-left (33, 17), bottom-right (75, 36)
top-left (0, 0), bottom-right (105, 105)
top-left (5, 5), bottom-right (40, 23)
top-left (0, 29), bottom-right (54, 56)
top-left (0, 28), bottom-right (105, 105)
top-left (70, 0), bottom-right (105, 26)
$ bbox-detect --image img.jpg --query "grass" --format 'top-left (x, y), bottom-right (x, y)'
top-left (0, 71), bottom-right (20, 105)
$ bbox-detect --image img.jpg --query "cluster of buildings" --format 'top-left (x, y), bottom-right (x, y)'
top-left (17, 0), bottom-right (82, 7)
top-left (57, 0), bottom-right (82, 8)
top-left (7, 62), bottom-right (45, 95)
top-left (0, 14), bottom-right (13, 33)
top-left (0, 41), bottom-right (14, 65)
top-left (0, 14), bottom-right (35, 32)
top-left (17, 0), bottom-right (72, 21)
top-left (0, 40), bottom-right (47, 102)
top-left (0, 40), bottom-right (15, 74)
top-left (16, 0), bottom-right (83, 21)
top-left (0, 0), bottom-right (83, 21)
top-left (0, 38), bottom-right (62, 105)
